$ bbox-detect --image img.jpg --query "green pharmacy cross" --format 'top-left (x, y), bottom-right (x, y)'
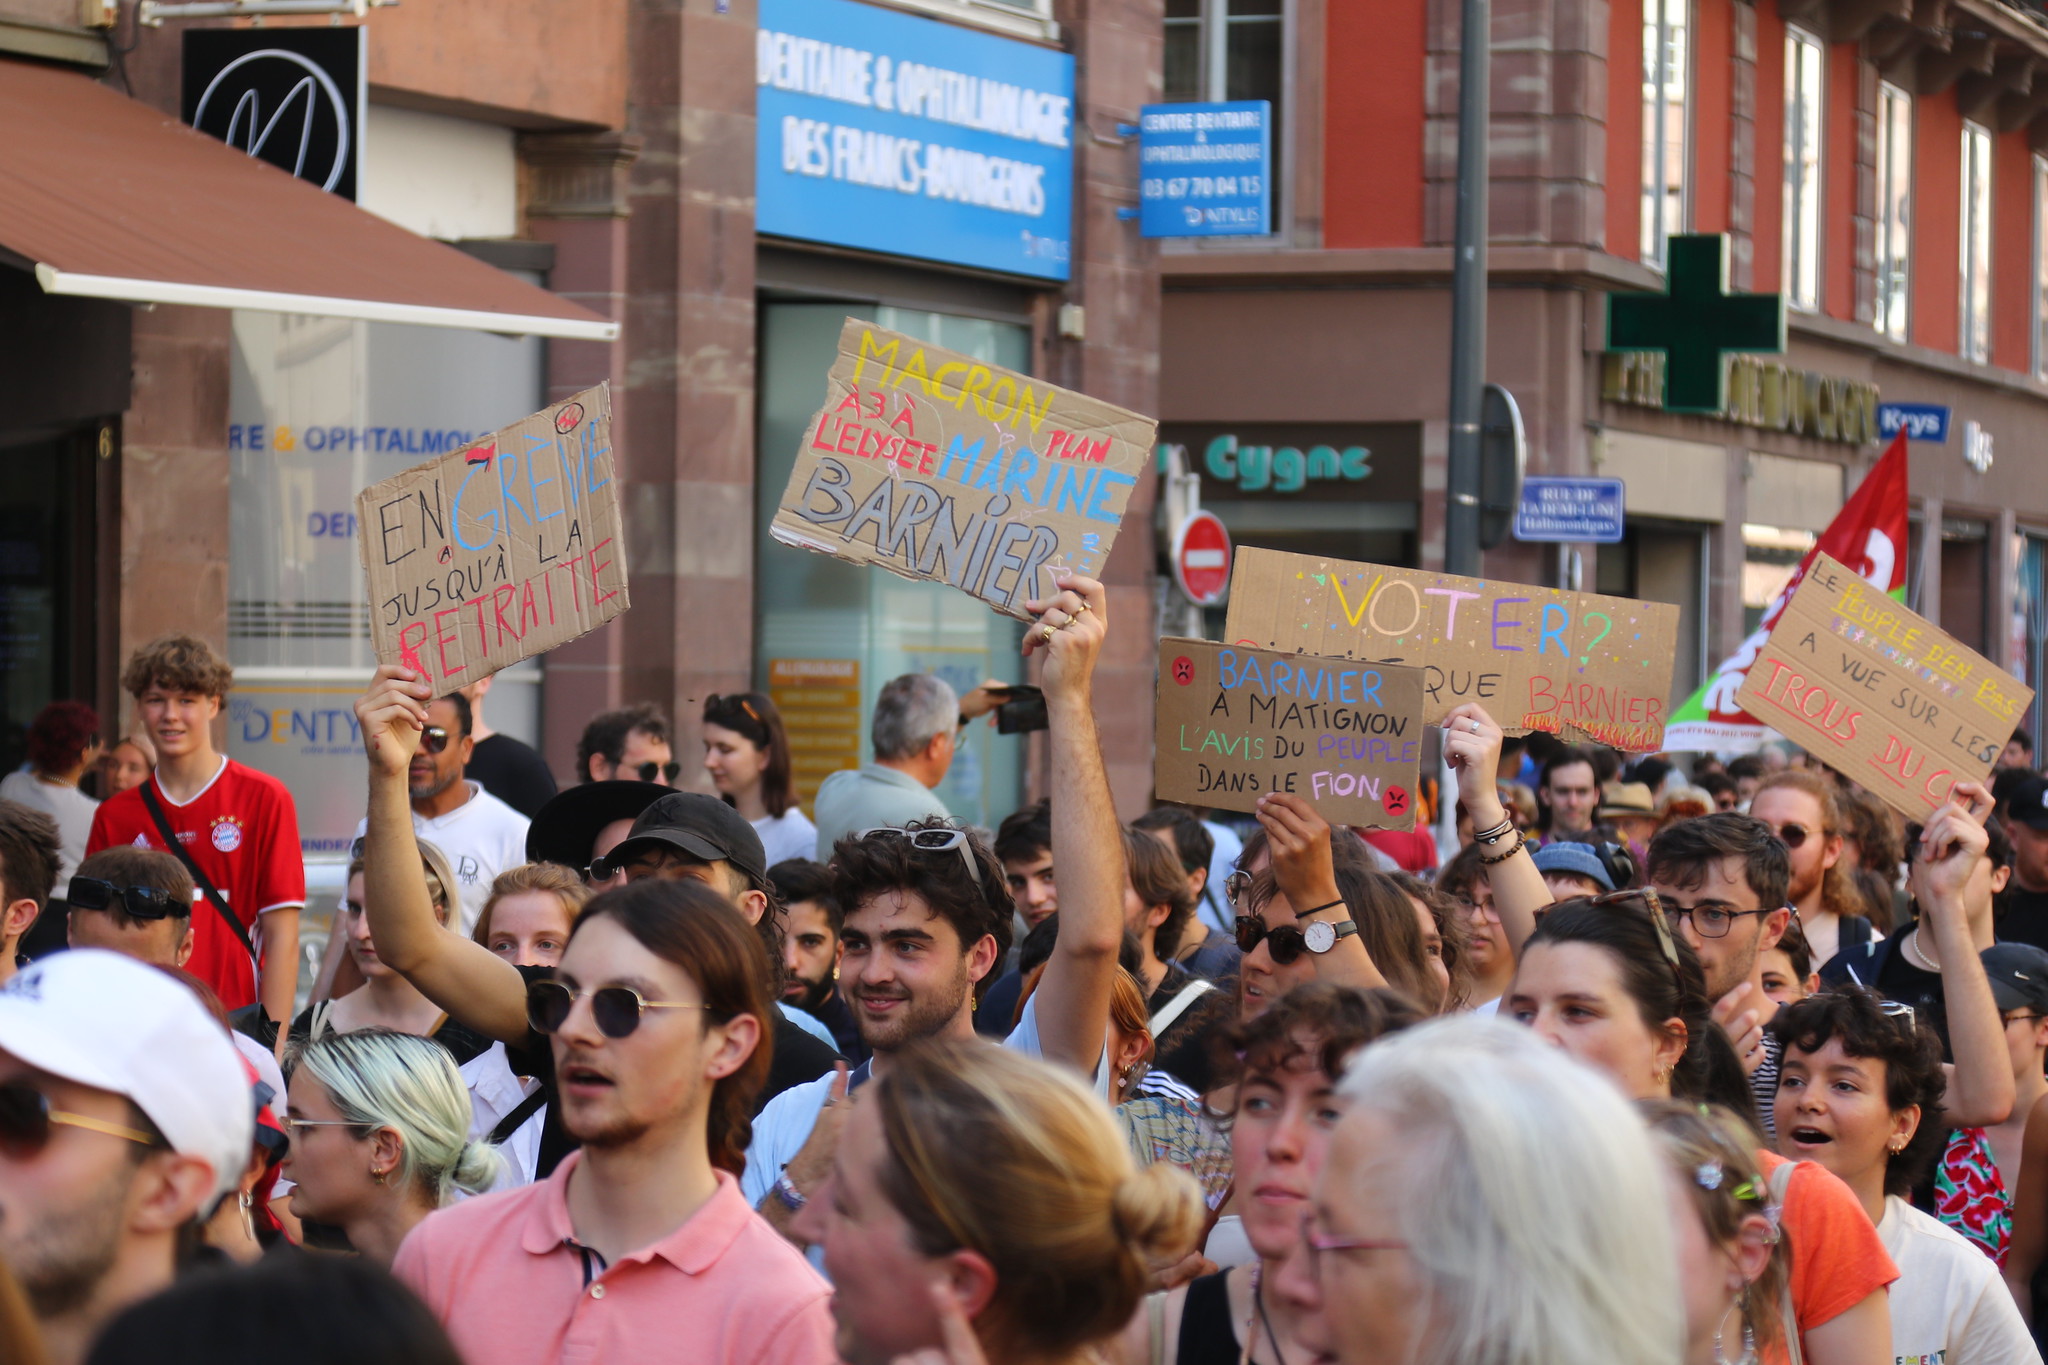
top-left (1607, 234), bottom-right (1786, 414)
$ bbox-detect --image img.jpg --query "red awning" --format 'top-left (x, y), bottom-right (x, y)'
top-left (0, 59), bottom-right (616, 340)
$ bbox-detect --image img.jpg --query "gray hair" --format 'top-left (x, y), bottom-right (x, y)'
top-left (291, 1028), bottom-right (502, 1205)
top-left (1332, 1016), bottom-right (1683, 1365)
top-left (872, 673), bottom-right (959, 762)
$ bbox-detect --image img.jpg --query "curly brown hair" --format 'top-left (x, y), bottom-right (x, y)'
top-left (121, 634), bottom-right (233, 702)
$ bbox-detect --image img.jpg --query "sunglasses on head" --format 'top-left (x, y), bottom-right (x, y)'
top-left (67, 876), bottom-right (184, 921)
top-left (419, 726), bottom-right (451, 755)
top-left (637, 761), bottom-right (683, 783)
top-left (525, 979), bottom-right (709, 1039)
top-left (0, 1082), bottom-right (155, 1161)
top-left (857, 826), bottom-right (984, 890)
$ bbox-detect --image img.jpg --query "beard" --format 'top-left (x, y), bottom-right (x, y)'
top-left (4, 1172), bottom-right (133, 1318)
top-left (784, 972), bottom-right (835, 1014)
top-left (849, 961), bottom-right (972, 1052)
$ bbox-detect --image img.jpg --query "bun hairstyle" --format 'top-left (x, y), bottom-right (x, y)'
top-left (289, 1028), bottom-right (502, 1204)
top-left (871, 1039), bottom-right (1203, 1358)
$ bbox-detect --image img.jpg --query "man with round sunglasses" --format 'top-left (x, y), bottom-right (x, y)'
top-left (0, 949), bottom-right (250, 1365)
top-left (740, 575), bottom-right (1127, 1246)
top-left (1751, 769), bottom-right (1874, 970)
top-left (64, 847), bottom-right (192, 970)
top-left (349, 689), bottom-right (528, 937)
top-left (392, 877), bottom-right (835, 1365)
top-left (575, 702), bottom-right (677, 785)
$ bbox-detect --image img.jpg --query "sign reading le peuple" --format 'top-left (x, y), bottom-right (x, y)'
top-left (356, 384), bottom-right (630, 695)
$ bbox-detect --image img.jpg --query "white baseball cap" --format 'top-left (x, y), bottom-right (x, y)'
top-left (0, 950), bottom-right (253, 1201)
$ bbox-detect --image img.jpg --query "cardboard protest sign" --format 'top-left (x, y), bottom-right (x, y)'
top-left (1222, 548), bottom-right (1680, 751)
top-left (1154, 638), bottom-right (1425, 830)
top-left (356, 384), bottom-right (627, 695)
top-left (770, 319), bottom-right (1156, 621)
top-left (1734, 551), bottom-right (2032, 819)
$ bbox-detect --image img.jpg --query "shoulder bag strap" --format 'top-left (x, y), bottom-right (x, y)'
top-left (1148, 978), bottom-right (1217, 1035)
top-left (138, 780), bottom-right (258, 965)
top-left (488, 1086), bottom-right (550, 1146)
top-left (1767, 1161), bottom-right (1805, 1365)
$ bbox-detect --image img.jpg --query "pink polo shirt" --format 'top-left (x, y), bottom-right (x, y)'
top-left (393, 1155), bottom-right (834, 1365)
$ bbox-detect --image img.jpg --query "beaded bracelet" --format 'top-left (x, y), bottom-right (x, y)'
top-left (1478, 830), bottom-right (1527, 865)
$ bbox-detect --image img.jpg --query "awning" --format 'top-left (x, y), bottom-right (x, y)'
top-left (0, 60), bottom-right (618, 341)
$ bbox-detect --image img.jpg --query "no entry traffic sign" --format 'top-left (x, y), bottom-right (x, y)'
top-left (1173, 510), bottom-right (1232, 605)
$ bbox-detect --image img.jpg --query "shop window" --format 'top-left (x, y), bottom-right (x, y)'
top-left (755, 300), bottom-right (1029, 828)
top-left (1640, 0), bottom-right (1690, 267)
top-left (1596, 520), bottom-right (1708, 700)
top-left (1940, 516), bottom-right (1990, 653)
top-left (0, 429), bottom-right (99, 778)
top-left (1875, 83), bottom-right (1912, 342)
top-left (1163, 0), bottom-right (1283, 221)
top-left (1782, 28), bottom-right (1825, 312)
top-left (1742, 523), bottom-right (1816, 637)
top-left (1961, 121), bottom-right (1994, 364)
top-left (2016, 531), bottom-right (2048, 745)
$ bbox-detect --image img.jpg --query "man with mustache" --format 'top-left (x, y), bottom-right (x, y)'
top-left (741, 575), bottom-right (1126, 1243)
top-left (766, 858), bottom-right (863, 1064)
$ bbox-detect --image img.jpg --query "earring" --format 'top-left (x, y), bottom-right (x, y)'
top-left (1714, 1291), bottom-right (1759, 1365)
top-left (372, 1168), bottom-right (389, 1186)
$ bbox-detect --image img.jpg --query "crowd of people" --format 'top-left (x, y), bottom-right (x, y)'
top-left (5, 580), bottom-right (2048, 1365)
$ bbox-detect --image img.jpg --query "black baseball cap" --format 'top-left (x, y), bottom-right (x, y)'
top-left (609, 791), bottom-right (768, 886)
top-left (2008, 776), bottom-right (2048, 833)
top-left (525, 780), bottom-right (671, 870)
top-left (1983, 943), bottom-right (2048, 1015)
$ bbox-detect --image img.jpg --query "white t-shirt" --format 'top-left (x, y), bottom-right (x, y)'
top-left (740, 993), bottom-right (1106, 1207)
top-left (1, 770), bottom-right (98, 885)
top-left (1877, 1194), bottom-right (2041, 1365)
top-left (754, 808), bottom-right (818, 870)
top-left (353, 783), bottom-right (529, 935)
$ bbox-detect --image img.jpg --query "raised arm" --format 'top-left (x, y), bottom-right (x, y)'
top-left (2004, 1091), bottom-right (2048, 1320)
top-left (1918, 783), bottom-right (2014, 1128)
top-left (1439, 703), bottom-right (1550, 956)
top-left (1022, 574), bottom-right (1124, 1075)
top-left (1256, 794), bottom-right (1386, 993)
top-left (355, 665), bottom-right (530, 1043)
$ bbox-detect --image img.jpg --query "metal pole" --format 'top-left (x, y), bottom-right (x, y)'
top-left (1443, 0), bottom-right (1489, 577)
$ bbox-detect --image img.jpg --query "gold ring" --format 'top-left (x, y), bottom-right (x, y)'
top-left (1074, 600), bottom-right (1091, 615)
top-left (1041, 624), bottom-right (1057, 643)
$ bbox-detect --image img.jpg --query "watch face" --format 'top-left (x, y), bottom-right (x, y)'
top-left (1302, 920), bottom-right (1337, 954)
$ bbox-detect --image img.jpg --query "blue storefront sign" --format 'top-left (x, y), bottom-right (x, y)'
top-left (1138, 101), bottom-right (1271, 237)
top-left (755, 0), bottom-right (1075, 280)
top-left (1513, 476), bottom-right (1626, 544)
top-left (1877, 402), bottom-right (1951, 443)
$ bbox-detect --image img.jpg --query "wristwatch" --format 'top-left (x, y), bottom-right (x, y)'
top-left (1300, 918), bottom-right (1359, 955)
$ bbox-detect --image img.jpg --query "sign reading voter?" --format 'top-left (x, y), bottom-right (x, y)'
top-left (1155, 638), bottom-right (1424, 829)
top-left (1223, 547), bottom-right (1681, 751)
top-left (1139, 101), bottom-right (1271, 237)
top-left (1514, 476), bottom-right (1625, 544)
top-left (756, 0), bottom-right (1076, 280)
top-left (771, 319), bottom-right (1155, 621)
top-left (1734, 551), bottom-right (2032, 821)
top-left (356, 384), bottom-right (629, 695)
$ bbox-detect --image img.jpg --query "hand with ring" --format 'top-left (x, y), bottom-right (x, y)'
top-left (1441, 703), bottom-right (1509, 832)
top-left (1023, 572), bottom-right (1107, 706)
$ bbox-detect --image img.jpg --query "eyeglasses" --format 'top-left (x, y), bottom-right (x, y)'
top-left (1877, 1000), bottom-right (1917, 1030)
top-left (283, 1117), bottom-right (366, 1135)
top-left (419, 726), bottom-right (451, 755)
top-left (1658, 898), bottom-right (1770, 940)
top-left (1300, 1213), bottom-right (1408, 1271)
top-left (66, 876), bottom-right (184, 921)
top-left (0, 1082), bottom-right (155, 1160)
top-left (2004, 1011), bottom-right (2045, 1027)
top-left (1224, 869), bottom-right (1255, 909)
top-left (856, 826), bottom-right (985, 891)
top-left (525, 979), bottom-right (710, 1039)
top-left (1235, 915), bottom-right (1328, 966)
top-left (1768, 823), bottom-right (1814, 851)
top-left (584, 854), bottom-right (624, 885)
top-left (636, 761), bottom-right (683, 784)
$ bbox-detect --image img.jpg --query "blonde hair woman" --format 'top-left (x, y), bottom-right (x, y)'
top-left (470, 863), bottom-right (590, 968)
top-left (284, 1028), bottom-right (502, 1264)
top-left (793, 1039), bottom-right (1203, 1365)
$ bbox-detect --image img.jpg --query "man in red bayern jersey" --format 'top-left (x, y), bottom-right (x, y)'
top-left (85, 636), bottom-right (303, 1028)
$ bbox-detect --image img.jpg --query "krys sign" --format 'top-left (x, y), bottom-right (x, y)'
top-left (771, 319), bottom-right (1155, 620)
top-left (1223, 548), bottom-right (1681, 751)
top-left (356, 384), bottom-right (629, 692)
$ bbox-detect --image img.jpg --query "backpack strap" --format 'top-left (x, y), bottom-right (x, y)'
top-left (1766, 1161), bottom-right (1806, 1365)
top-left (139, 779), bottom-right (258, 967)
top-left (488, 1086), bottom-right (548, 1146)
top-left (1148, 978), bottom-right (1216, 1035)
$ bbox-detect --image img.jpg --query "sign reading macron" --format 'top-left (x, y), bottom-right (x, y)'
top-left (757, 0), bottom-right (1076, 281)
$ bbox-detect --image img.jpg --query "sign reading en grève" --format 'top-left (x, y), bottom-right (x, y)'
top-left (356, 384), bottom-right (628, 694)
top-left (1222, 548), bottom-right (1681, 751)
top-left (770, 319), bottom-right (1155, 620)
top-left (1734, 552), bottom-right (2032, 820)
top-left (1154, 638), bottom-right (1424, 829)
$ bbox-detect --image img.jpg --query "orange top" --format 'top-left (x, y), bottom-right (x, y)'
top-left (1755, 1151), bottom-right (1899, 1363)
